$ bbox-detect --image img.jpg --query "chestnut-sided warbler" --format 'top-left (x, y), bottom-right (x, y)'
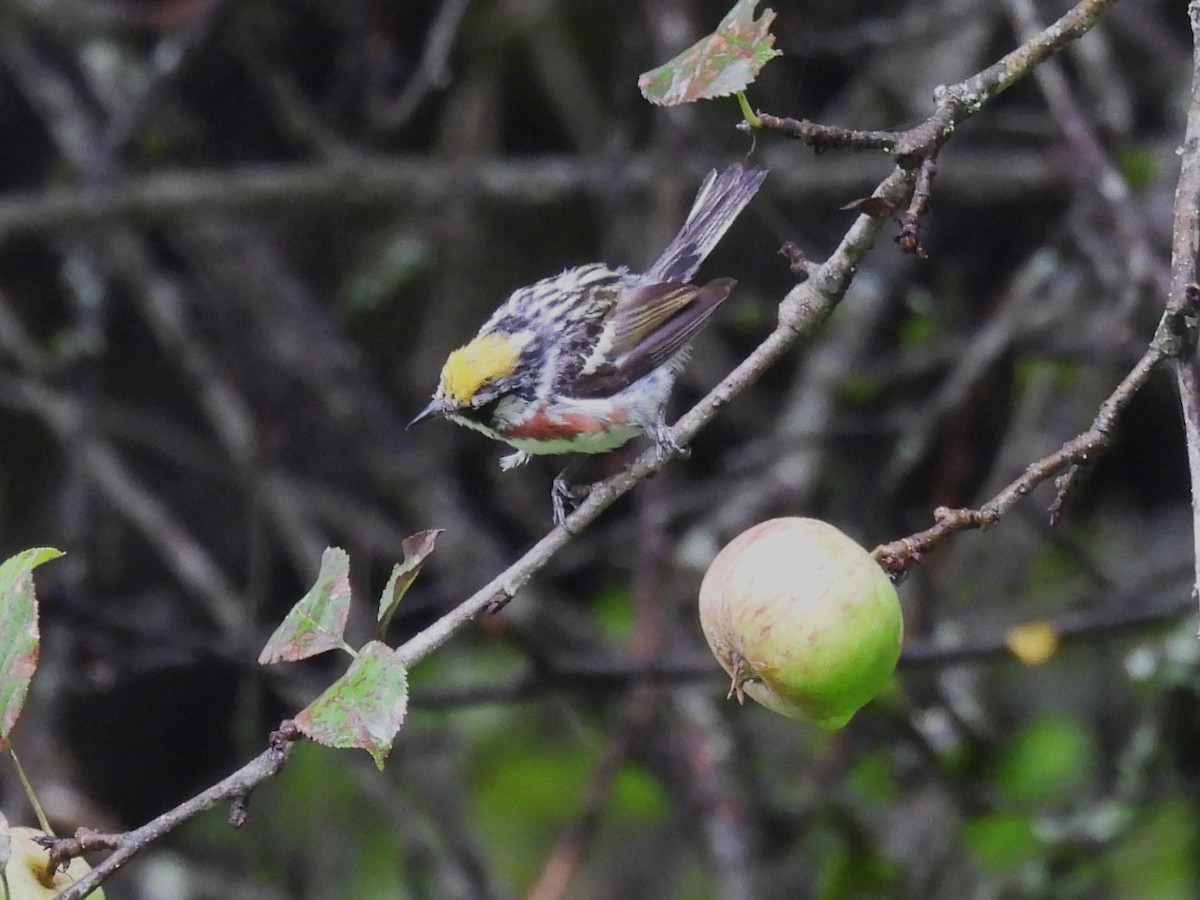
top-left (410, 163), bottom-right (766, 522)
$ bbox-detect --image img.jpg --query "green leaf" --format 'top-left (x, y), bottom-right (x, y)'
top-left (838, 374), bottom-right (884, 407)
top-left (469, 738), bottom-right (592, 884)
top-left (846, 751), bottom-right (898, 804)
top-left (992, 716), bottom-right (1096, 805)
top-left (1107, 800), bottom-right (1200, 899)
top-left (590, 584), bottom-right (633, 642)
top-left (610, 763), bottom-right (668, 822)
top-left (0, 548), bottom-right (63, 748)
top-left (815, 838), bottom-right (898, 899)
top-left (259, 547), bottom-right (353, 665)
top-left (638, 0), bottom-right (781, 107)
top-left (1116, 147), bottom-right (1157, 190)
top-left (294, 641), bottom-right (409, 769)
top-left (964, 813), bottom-right (1039, 873)
top-left (377, 529), bottom-right (443, 632)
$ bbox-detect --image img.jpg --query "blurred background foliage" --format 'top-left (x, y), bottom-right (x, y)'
top-left (1, 0), bottom-right (1199, 897)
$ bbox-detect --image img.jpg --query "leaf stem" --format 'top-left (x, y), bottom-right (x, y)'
top-left (735, 91), bottom-right (761, 129)
top-left (10, 748), bottom-right (53, 834)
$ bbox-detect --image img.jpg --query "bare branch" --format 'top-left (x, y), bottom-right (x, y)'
top-left (748, 0), bottom-right (1119, 166)
top-left (894, 0), bottom-right (1119, 164)
top-left (53, 725), bottom-right (301, 900)
top-left (873, 290), bottom-right (1199, 576)
top-left (1172, 3), bottom-right (1200, 622)
top-left (0, 151), bottom-right (1068, 242)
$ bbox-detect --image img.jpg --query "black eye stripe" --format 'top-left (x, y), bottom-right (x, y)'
top-left (458, 396), bottom-right (501, 423)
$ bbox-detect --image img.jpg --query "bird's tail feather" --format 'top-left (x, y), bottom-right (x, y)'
top-left (646, 164), bottom-right (767, 284)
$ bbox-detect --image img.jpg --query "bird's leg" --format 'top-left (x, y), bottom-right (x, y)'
top-left (551, 458), bottom-right (588, 526)
top-left (651, 410), bottom-right (690, 461)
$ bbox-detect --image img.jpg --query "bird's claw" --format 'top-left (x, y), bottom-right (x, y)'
top-left (551, 475), bottom-right (590, 526)
top-left (652, 424), bottom-right (689, 461)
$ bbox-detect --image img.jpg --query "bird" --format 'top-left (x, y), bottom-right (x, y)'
top-left (409, 163), bottom-right (767, 524)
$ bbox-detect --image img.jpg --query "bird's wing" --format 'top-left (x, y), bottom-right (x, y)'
top-left (565, 277), bottom-right (735, 397)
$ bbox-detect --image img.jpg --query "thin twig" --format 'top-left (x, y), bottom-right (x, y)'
top-left (1006, 0), bottom-right (1160, 316)
top-left (0, 151), bottom-right (1070, 242)
top-left (893, 0), bottom-right (1119, 164)
top-left (881, 251), bottom-right (1069, 491)
top-left (747, 0), bottom-right (1119, 167)
top-left (373, 0), bottom-right (472, 132)
top-left (748, 115), bottom-right (898, 152)
top-left (874, 289), bottom-right (1200, 575)
top-left (896, 156), bottom-right (936, 258)
top-left (100, 0), bottom-right (239, 161)
top-left (5, 378), bottom-right (247, 632)
top-left (104, 232), bottom-right (329, 570)
top-left (1171, 3), bottom-right (1200, 623)
top-left (53, 725), bottom-right (300, 900)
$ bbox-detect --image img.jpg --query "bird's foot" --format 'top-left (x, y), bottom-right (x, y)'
top-left (551, 466), bottom-right (590, 527)
top-left (652, 421), bottom-right (689, 462)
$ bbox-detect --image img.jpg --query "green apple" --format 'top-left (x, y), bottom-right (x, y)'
top-left (699, 517), bottom-right (902, 728)
top-left (1, 827), bottom-right (104, 900)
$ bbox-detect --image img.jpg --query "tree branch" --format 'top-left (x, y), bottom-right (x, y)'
top-left (1171, 2), bottom-right (1200, 622)
top-left (45, 2), bottom-right (1124, 894)
top-left (0, 151), bottom-right (1069, 242)
top-left (748, 0), bottom-right (1119, 166)
top-left (874, 287), bottom-right (1200, 576)
top-left (55, 726), bottom-right (300, 900)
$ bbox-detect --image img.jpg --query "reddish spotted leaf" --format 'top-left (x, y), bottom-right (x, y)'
top-left (639, 0), bottom-right (781, 107)
top-left (294, 641), bottom-right (408, 769)
top-left (377, 529), bottom-right (443, 632)
top-left (259, 547), bottom-right (353, 664)
top-left (0, 548), bottom-right (63, 748)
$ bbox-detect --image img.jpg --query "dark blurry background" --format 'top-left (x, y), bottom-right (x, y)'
top-left (1, 0), bottom-right (1198, 897)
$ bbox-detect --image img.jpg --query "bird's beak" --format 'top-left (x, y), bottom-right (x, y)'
top-left (407, 399), bottom-right (443, 429)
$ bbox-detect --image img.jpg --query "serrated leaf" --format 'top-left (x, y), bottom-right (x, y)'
top-left (0, 548), bottom-right (63, 748)
top-left (259, 548), bottom-right (353, 665)
top-left (638, 0), bottom-right (781, 107)
top-left (294, 641), bottom-right (408, 769)
top-left (377, 529), bottom-right (444, 628)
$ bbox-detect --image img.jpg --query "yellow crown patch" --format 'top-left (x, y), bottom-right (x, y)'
top-left (441, 333), bottom-right (521, 404)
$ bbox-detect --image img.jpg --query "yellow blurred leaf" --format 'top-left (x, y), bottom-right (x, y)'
top-left (1006, 620), bottom-right (1059, 665)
